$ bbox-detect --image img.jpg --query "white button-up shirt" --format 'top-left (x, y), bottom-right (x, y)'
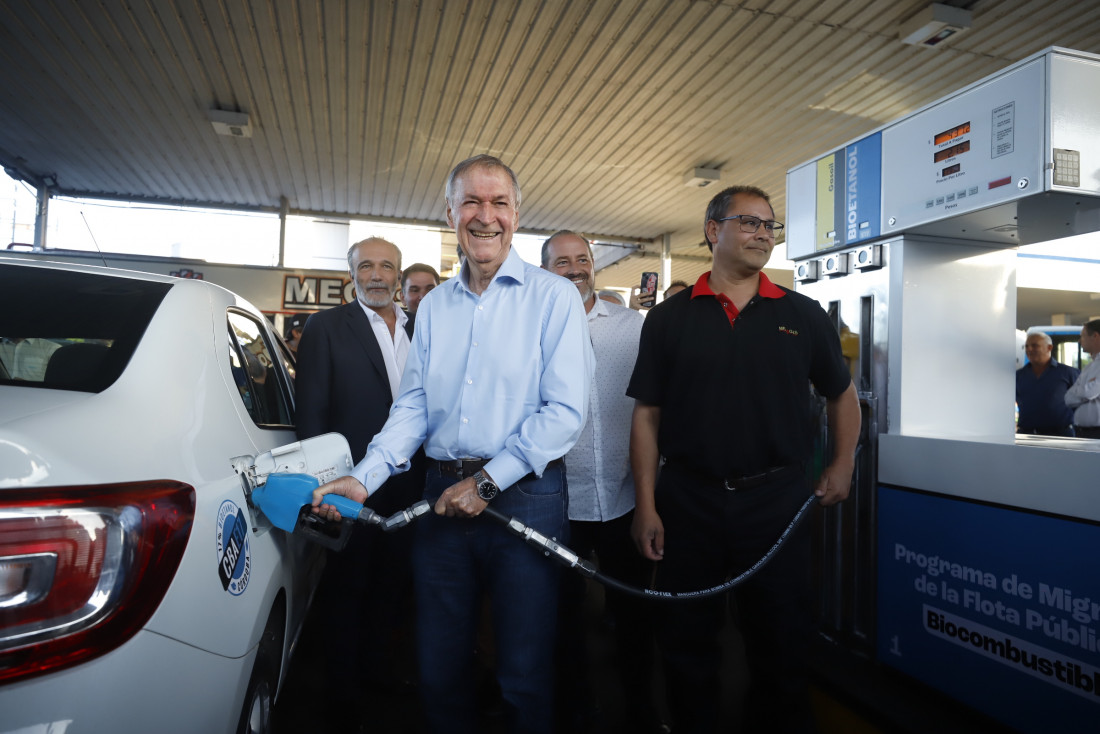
top-left (358, 299), bottom-right (410, 400)
top-left (1066, 355), bottom-right (1100, 428)
top-left (565, 297), bottom-right (644, 521)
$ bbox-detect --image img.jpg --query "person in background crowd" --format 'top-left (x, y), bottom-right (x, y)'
top-left (663, 280), bottom-right (689, 300)
top-left (1066, 319), bottom-right (1100, 439)
top-left (402, 262), bottom-right (440, 313)
top-left (628, 184), bottom-right (860, 733)
top-left (541, 230), bottom-right (665, 734)
top-left (1016, 331), bottom-right (1078, 437)
top-left (628, 279), bottom-right (689, 310)
top-left (598, 288), bottom-right (627, 307)
top-left (310, 155), bottom-right (592, 734)
top-left (294, 236), bottom-right (424, 732)
top-left (283, 312), bottom-right (307, 353)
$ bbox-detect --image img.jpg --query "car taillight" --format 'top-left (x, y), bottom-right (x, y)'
top-left (0, 481), bottom-right (195, 684)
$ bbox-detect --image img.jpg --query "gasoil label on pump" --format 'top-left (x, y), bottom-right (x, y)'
top-left (814, 155), bottom-right (835, 250)
top-left (814, 132), bottom-right (882, 251)
top-left (877, 487), bottom-right (1100, 733)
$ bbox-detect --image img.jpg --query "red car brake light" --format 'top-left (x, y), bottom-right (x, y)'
top-left (0, 481), bottom-right (195, 684)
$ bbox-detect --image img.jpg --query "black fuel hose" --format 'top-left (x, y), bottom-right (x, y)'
top-left (361, 493), bottom-right (817, 601)
top-left (478, 493), bottom-right (819, 602)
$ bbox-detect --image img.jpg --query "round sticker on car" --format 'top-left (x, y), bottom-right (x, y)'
top-left (216, 499), bottom-right (252, 596)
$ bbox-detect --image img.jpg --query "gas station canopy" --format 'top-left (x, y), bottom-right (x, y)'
top-left (2, 0), bottom-right (1098, 259)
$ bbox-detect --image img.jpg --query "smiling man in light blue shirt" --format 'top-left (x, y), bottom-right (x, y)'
top-left (313, 154), bottom-right (592, 734)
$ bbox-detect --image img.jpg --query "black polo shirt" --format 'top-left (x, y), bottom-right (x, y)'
top-left (627, 271), bottom-right (851, 479)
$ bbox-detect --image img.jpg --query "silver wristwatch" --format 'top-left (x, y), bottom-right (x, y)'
top-left (473, 470), bottom-right (498, 501)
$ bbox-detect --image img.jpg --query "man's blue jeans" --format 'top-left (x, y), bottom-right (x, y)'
top-left (412, 463), bottom-right (567, 734)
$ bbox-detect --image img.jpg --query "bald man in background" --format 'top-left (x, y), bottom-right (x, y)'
top-left (1016, 331), bottom-right (1078, 437)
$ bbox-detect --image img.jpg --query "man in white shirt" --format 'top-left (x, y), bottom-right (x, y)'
top-left (542, 230), bottom-right (665, 734)
top-left (1066, 319), bottom-right (1100, 439)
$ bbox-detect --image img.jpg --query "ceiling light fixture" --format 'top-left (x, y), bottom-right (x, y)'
top-left (899, 3), bottom-right (972, 48)
top-left (208, 109), bottom-right (253, 138)
top-left (683, 167), bottom-right (720, 188)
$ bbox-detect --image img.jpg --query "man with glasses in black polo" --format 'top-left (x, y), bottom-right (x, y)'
top-left (628, 185), bottom-right (861, 733)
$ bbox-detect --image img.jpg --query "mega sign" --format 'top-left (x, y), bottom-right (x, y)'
top-left (283, 276), bottom-right (354, 309)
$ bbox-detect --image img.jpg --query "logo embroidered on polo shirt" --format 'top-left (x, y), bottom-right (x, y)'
top-left (779, 326), bottom-right (799, 336)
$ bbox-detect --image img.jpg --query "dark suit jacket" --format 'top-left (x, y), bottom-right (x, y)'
top-left (294, 301), bottom-right (424, 514)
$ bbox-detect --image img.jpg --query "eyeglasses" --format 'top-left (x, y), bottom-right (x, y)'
top-left (715, 215), bottom-right (784, 235)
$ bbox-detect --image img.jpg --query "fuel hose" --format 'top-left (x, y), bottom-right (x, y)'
top-left (478, 493), bottom-right (819, 602)
top-left (335, 492), bottom-right (817, 602)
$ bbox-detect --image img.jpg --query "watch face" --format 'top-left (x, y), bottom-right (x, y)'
top-left (475, 473), bottom-right (497, 500)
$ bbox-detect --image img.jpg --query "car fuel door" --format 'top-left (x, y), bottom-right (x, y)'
top-left (232, 432), bottom-right (354, 535)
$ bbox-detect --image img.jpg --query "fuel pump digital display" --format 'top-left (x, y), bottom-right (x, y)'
top-left (942, 163), bottom-right (961, 176)
top-left (934, 122), bottom-right (970, 145)
top-left (934, 139), bottom-right (970, 163)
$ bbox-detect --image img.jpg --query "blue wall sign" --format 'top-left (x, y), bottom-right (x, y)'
top-left (877, 486), bottom-right (1100, 732)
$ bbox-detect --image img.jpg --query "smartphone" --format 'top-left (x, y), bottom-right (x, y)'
top-left (639, 272), bottom-right (658, 308)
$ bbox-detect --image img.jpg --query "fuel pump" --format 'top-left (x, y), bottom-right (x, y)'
top-left (786, 46), bottom-right (1100, 733)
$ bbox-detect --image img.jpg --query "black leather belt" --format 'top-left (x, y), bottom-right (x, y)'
top-left (429, 458), bottom-right (491, 479)
top-left (722, 465), bottom-right (802, 491)
top-left (429, 457), bottom-right (564, 481)
top-left (667, 460), bottom-right (802, 491)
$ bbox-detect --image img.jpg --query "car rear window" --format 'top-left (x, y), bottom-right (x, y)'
top-left (0, 264), bottom-right (171, 392)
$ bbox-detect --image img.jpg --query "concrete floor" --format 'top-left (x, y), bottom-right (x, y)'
top-left (275, 575), bottom-right (712, 733)
top-left (273, 576), bottom-right (671, 734)
top-left (272, 574), bottom-right (1017, 734)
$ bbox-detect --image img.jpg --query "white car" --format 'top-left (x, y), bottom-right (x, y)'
top-left (0, 256), bottom-right (340, 734)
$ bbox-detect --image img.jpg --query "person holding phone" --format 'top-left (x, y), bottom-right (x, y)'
top-left (639, 271), bottom-right (659, 308)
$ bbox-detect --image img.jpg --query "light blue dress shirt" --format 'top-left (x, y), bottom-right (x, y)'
top-left (352, 247), bottom-right (593, 494)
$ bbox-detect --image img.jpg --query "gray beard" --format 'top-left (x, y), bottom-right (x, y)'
top-left (357, 286), bottom-right (394, 309)
top-left (568, 275), bottom-right (593, 304)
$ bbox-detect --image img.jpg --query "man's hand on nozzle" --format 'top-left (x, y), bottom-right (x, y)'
top-left (311, 475), bottom-right (369, 521)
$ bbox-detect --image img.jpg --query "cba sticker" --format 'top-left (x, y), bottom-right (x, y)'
top-left (216, 500), bottom-right (252, 596)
